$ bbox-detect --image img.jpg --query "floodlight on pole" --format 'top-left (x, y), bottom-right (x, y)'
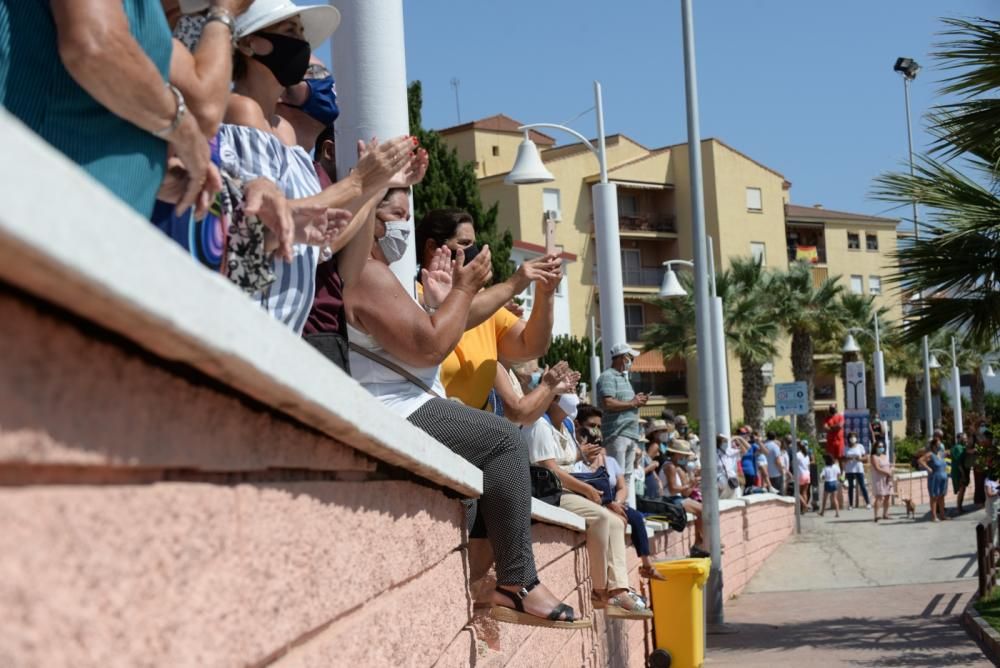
top-left (894, 55), bottom-right (934, 435)
top-left (987, 364), bottom-right (996, 378)
top-left (929, 354), bottom-right (941, 370)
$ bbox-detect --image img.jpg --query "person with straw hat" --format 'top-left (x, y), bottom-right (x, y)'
top-left (662, 439), bottom-right (709, 558)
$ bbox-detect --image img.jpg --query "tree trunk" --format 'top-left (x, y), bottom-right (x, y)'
top-left (790, 328), bottom-right (816, 441)
top-left (740, 354), bottom-right (766, 431)
top-left (905, 376), bottom-right (921, 437)
top-left (972, 368), bottom-right (986, 417)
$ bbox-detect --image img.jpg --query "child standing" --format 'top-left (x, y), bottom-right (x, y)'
top-left (819, 453), bottom-right (842, 518)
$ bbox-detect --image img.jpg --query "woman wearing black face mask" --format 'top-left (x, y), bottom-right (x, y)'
top-left (218, 0), bottom-right (416, 334)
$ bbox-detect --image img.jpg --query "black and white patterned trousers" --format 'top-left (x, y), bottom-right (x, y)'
top-left (408, 398), bottom-right (538, 587)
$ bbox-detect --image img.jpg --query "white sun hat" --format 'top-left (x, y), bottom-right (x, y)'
top-left (236, 0), bottom-right (341, 49)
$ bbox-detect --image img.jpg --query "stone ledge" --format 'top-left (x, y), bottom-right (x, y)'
top-left (743, 492), bottom-right (795, 506)
top-left (961, 596), bottom-right (1000, 666)
top-left (0, 111), bottom-right (481, 499)
top-left (531, 498), bottom-right (586, 532)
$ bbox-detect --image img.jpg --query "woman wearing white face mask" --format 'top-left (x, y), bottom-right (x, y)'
top-left (843, 433), bottom-right (871, 510)
top-left (343, 190), bottom-right (589, 629)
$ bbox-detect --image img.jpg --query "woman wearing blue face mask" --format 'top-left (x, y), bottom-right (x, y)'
top-left (870, 439), bottom-right (893, 522)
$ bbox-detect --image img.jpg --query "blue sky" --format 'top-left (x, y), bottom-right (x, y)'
top-left (323, 0), bottom-right (993, 219)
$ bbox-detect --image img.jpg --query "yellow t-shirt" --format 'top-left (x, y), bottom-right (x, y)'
top-left (441, 308), bottom-right (520, 409)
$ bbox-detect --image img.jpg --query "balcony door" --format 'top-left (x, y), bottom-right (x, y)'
top-left (621, 248), bottom-right (641, 286)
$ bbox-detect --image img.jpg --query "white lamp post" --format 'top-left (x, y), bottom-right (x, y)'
top-left (506, 81), bottom-right (626, 368)
top-left (659, 251), bottom-right (732, 445)
top-left (929, 340), bottom-right (964, 438)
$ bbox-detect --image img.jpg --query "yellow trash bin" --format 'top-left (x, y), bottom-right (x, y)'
top-left (649, 557), bottom-right (711, 668)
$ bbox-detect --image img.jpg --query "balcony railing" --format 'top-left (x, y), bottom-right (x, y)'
top-left (620, 213), bottom-right (676, 233)
top-left (593, 266), bottom-right (664, 289)
top-left (626, 324), bottom-right (646, 343)
top-left (787, 244), bottom-right (828, 264)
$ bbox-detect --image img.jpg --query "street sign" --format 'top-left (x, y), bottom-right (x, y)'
top-left (878, 395), bottom-right (904, 422)
top-left (845, 361), bottom-right (867, 410)
top-left (775, 381), bottom-right (809, 416)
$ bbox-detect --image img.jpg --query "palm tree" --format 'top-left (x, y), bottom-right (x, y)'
top-left (771, 262), bottom-right (844, 441)
top-left (644, 257), bottom-right (779, 431)
top-left (872, 16), bottom-right (1000, 348)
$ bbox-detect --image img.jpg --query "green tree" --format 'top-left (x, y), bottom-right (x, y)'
top-left (771, 262), bottom-right (844, 442)
top-left (872, 17), bottom-right (1000, 347)
top-left (644, 257), bottom-right (779, 431)
top-left (539, 335), bottom-right (601, 387)
top-left (407, 81), bottom-right (513, 281)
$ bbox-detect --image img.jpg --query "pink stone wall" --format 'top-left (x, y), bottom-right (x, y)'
top-left (0, 286), bottom-right (797, 668)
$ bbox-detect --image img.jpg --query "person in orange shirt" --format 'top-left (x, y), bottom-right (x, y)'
top-left (825, 404), bottom-right (846, 470)
top-left (415, 208), bottom-right (563, 411)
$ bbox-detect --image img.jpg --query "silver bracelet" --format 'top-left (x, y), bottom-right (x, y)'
top-left (152, 83), bottom-right (187, 139)
top-left (204, 7), bottom-right (237, 48)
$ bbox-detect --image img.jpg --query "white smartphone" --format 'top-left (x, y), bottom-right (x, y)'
top-left (179, 0), bottom-right (210, 14)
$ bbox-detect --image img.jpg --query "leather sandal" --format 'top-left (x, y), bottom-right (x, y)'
top-left (639, 565), bottom-right (667, 581)
top-left (487, 580), bottom-right (592, 629)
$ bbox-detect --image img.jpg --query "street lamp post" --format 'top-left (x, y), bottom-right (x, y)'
top-left (929, 339), bottom-right (964, 438)
top-left (659, 248), bottom-right (731, 446)
top-left (894, 57), bottom-right (935, 437)
top-left (506, 82), bottom-right (627, 368)
top-left (679, 0), bottom-right (722, 626)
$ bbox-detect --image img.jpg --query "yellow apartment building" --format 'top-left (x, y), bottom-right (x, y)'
top-left (439, 115), bottom-right (905, 433)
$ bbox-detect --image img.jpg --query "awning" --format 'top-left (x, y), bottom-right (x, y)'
top-left (631, 348), bottom-right (686, 373)
top-left (612, 179), bottom-right (670, 190)
top-left (632, 349), bottom-right (664, 373)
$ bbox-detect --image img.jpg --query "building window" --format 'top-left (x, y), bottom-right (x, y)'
top-left (750, 241), bottom-right (767, 265)
top-left (619, 193), bottom-right (639, 217)
top-left (625, 304), bottom-right (645, 343)
top-left (847, 232), bottom-right (860, 250)
top-left (866, 233), bottom-right (878, 251)
top-left (491, 145), bottom-right (500, 157)
top-left (746, 187), bottom-right (763, 212)
top-left (850, 275), bottom-right (864, 294)
top-left (542, 188), bottom-right (561, 220)
top-left (621, 248), bottom-right (641, 285)
top-left (869, 275), bottom-right (882, 295)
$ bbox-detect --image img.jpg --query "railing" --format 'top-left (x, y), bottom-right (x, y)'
top-left (620, 213), bottom-right (676, 233)
top-left (622, 267), bottom-right (663, 287)
top-left (815, 384), bottom-right (836, 400)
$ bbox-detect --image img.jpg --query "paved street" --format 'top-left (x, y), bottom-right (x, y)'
top-left (707, 503), bottom-right (990, 667)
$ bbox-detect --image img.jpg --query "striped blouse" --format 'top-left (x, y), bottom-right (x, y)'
top-left (217, 124), bottom-right (320, 334)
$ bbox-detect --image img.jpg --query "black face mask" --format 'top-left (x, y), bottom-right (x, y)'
top-left (453, 243), bottom-right (481, 265)
top-left (252, 32), bottom-right (311, 87)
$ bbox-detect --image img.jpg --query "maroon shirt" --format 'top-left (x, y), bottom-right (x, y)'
top-left (303, 162), bottom-right (345, 336)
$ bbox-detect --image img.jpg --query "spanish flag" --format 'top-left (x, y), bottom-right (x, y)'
top-left (796, 245), bottom-right (819, 263)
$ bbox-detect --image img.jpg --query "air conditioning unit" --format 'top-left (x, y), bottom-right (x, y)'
top-left (544, 209), bottom-right (560, 223)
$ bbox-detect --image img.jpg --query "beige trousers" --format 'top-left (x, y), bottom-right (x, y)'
top-left (559, 493), bottom-right (630, 591)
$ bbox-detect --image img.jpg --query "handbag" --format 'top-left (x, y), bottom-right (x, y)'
top-left (348, 343), bottom-right (442, 398)
top-left (636, 497), bottom-right (688, 532)
top-left (571, 466), bottom-right (613, 505)
top-left (530, 465), bottom-right (562, 506)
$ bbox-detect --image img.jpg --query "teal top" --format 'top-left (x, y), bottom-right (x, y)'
top-left (597, 367), bottom-right (641, 440)
top-left (0, 0), bottom-right (172, 217)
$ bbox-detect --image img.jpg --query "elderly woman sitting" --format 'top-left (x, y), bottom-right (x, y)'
top-left (342, 188), bottom-right (589, 630)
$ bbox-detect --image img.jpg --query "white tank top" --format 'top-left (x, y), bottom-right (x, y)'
top-left (346, 320), bottom-right (446, 419)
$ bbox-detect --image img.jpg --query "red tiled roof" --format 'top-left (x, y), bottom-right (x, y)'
top-left (785, 204), bottom-right (898, 225)
top-left (437, 114), bottom-right (556, 146)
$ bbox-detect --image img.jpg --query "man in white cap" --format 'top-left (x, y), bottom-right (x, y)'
top-left (596, 342), bottom-right (648, 479)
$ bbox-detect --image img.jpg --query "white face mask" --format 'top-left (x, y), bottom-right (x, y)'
top-left (849, 437), bottom-right (858, 444)
top-left (377, 220), bottom-right (409, 264)
top-left (623, 359), bottom-right (633, 372)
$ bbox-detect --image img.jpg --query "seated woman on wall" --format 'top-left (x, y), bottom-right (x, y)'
top-left (342, 189), bottom-right (589, 630)
top-left (662, 439), bottom-right (710, 558)
top-left (491, 360), bottom-right (580, 427)
top-left (573, 406), bottom-right (666, 582)
top-left (526, 394), bottom-right (653, 620)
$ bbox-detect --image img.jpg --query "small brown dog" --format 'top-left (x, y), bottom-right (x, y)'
top-left (902, 498), bottom-right (916, 519)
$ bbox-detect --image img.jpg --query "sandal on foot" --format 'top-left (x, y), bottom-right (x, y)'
top-left (639, 565), bottom-right (667, 581)
top-left (605, 592), bottom-right (653, 620)
top-left (488, 581), bottom-right (592, 629)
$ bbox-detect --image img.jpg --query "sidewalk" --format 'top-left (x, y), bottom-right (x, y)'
top-left (706, 503), bottom-right (990, 667)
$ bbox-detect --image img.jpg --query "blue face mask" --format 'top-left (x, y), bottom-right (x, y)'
top-left (297, 75), bottom-right (340, 126)
top-left (528, 371), bottom-right (542, 389)
top-left (659, 444), bottom-right (668, 455)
